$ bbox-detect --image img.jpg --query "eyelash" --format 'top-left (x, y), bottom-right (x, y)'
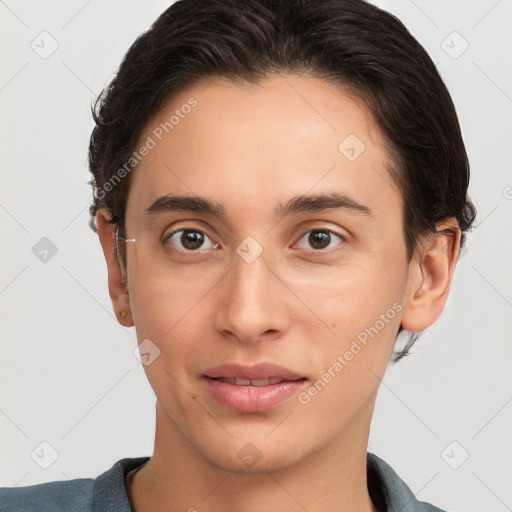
top-left (162, 227), bottom-right (345, 255)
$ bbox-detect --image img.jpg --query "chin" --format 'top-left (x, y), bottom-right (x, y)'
top-left (195, 434), bottom-right (307, 475)
top-left (206, 450), bottom-right (299, 475)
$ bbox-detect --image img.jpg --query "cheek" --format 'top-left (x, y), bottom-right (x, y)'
top-left (130, 267), bottom-right (209, 325)
top-left (317, 293), bottom-right (402, 367)
top-left (297, 295), bottom-right (402, 420)
top-left (129, 277), bottom-right (209, 363)
top-left (302, 262), bottom-right (405, 329)
top-left (129, 280), bottom-right (209, 408)
top-left (296, 259), bottom-right (406, 376)
top-left (130, 283), bottom-right (172, 340)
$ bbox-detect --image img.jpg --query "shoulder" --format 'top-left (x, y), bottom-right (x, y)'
top-left (367, 452), bottom-right (447, 512)
top-left (0, 456), bottom-right (150, 512)
top-left (0, 478), bottom-right (94, 512)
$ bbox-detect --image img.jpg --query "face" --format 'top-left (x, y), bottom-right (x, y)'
top-left (122, 74), bottom-right (411, 472)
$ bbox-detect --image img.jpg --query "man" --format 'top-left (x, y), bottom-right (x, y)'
top-left (1, 0), bottom-right (475, 510)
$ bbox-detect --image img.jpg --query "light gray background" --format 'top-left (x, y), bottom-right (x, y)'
top-left (1, 1), bottom-right (511, 511)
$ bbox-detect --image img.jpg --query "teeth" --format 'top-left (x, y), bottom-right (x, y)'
top-left (251, 379), bottom-right (272, 386)
top-left (216, 377), bottom-right (286, 386)
top-left (219, 378), bottom-right (236, 385)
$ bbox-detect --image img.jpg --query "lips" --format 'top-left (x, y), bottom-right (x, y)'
top-left (204, 362), bottom-right (305, 381)
top-left (214, 377), bottom-right (285, 386)
top-left (203, 363), bottom-right (307, 412)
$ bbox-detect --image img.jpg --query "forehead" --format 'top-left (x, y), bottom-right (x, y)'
top-left (125, 74), bottom-right (401, 227)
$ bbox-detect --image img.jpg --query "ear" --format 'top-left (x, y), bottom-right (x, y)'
top-left (95, 209), bottom-right (134, 327)
top-left (401, 218), bottom-right (461, 333)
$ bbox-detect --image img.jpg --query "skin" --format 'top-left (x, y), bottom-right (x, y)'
top-left (96, 74), bottom-right (460, 512)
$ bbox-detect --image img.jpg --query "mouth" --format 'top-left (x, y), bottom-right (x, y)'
top-left (204, 362), bottom-right (306, 381)
top-left (210, 376), bottom-right (302, 386)
top-left (203, 363), bottom-right (308, 413)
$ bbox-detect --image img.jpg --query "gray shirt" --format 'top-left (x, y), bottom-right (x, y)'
top-left (0, 452), bottom-right (446, 511)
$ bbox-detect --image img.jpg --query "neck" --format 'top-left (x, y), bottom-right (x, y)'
top-left (128, 401), bottom-right (379, 512)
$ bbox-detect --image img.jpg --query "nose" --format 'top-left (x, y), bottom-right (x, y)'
top-left (213, 249), bottom-right (291, 345)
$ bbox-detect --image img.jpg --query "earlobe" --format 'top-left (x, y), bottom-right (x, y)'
top-left (95, 209), bottom-right (134, 327)
top-left (400, 218), bottom-right (461, 333)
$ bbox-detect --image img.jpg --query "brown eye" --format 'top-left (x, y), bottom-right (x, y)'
top-left (309, 230), bottom-right (331, 249)
top-left (295, 229), bottom-right (344, 252)
top-left (181, 230), bottom-right (204, 250)
top-left (164, 229), bottom-right (217, 251)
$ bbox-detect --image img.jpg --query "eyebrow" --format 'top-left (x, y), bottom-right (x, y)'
top-left (146, 195), bottom-right (225, 216)
top-left (276, 191), bottom-right (373, 218)
top-left (145, 192), bottom-right (373, 219)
